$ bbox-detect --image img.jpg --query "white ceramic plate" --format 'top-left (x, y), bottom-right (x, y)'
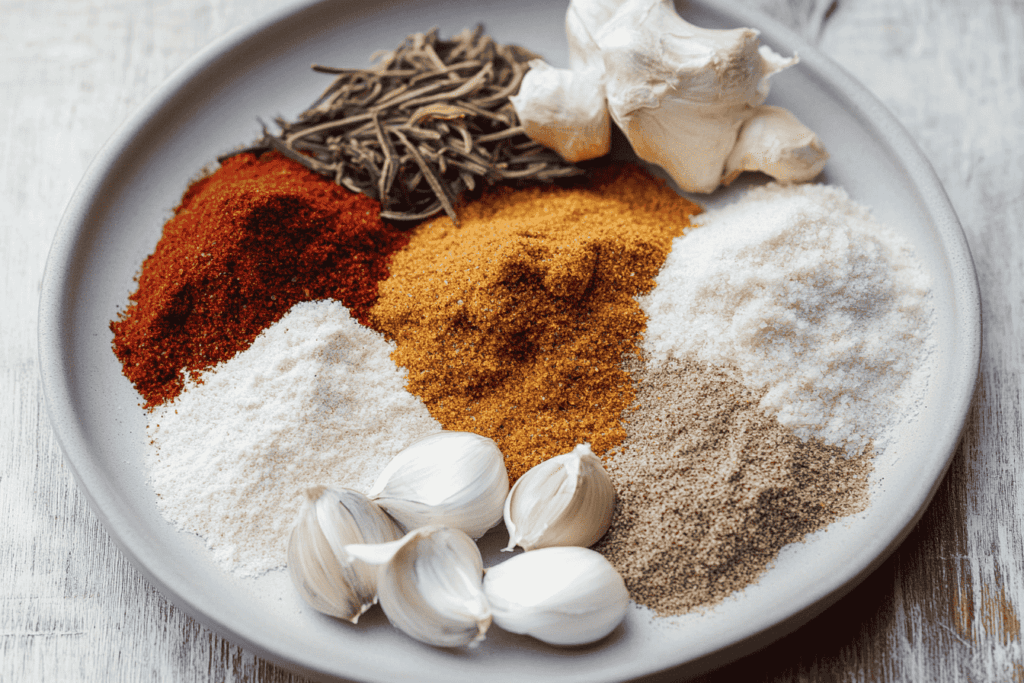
top-left (39, 0), bottom-right (980, 680)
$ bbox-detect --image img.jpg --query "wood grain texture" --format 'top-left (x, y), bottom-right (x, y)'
top-left (2, 0), bottom-right (1021, 681)
top-left (2, 2), bottom-right (309, 680)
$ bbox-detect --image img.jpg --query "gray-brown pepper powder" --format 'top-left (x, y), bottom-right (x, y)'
top-left (595, 356), bottom-right (872, 616)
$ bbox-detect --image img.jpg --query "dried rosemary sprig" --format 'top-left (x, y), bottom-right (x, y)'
top-left (227, 26), bottom-right (583, 223)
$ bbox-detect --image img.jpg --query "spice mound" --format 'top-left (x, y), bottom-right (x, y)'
top-left (146, 300), bottom-right (440, 576)
top-left (110, 152), bottom-right (409, 408)
top-left (595, 356), bottom-right (872, 616)
top-left (369, 164), bottom-right (701, 480)
top-left (642, 183), bottom-right (934, 454)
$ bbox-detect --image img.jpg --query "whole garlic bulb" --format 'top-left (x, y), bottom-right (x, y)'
top-left (367, 431), bottom-right (510, 539)
top-left (510, 0), bottom-right (828, 193)
top-left (287, 486), bottom-right (403, 623)
top-left (483, 546), bottom-right (629, 646)
top-left (503, 443), bottom-right (615, 552)
top-left (596, 0), bottom-right (797, 193)
top-left (345, 525), bottom-right (491, 648)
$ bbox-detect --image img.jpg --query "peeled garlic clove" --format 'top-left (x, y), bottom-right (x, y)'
top-left (723, 105), bottom-right (828, 185)
top-left (483, 546), bottom-right (629, 646)
top-left (510, 60), bottom-right (611, 163)
top-left (346, 525), bottom-right (491, 648)
top-left (596, 0), bottom-right (798, 193)
top-left (287, 486), bottom-right (403, 623)
top-left (503, 443), bottom-right (615, 552)
top-left (367, 431), bottom-right (509, 539)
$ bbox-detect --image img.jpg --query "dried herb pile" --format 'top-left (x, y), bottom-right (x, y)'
top-left (236, 26), bottom-right (583, 222)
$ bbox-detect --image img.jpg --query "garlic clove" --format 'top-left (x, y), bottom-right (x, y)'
top-left (367, 431), bottom-right (509, 539)
top-left (723, 105), bottom-right (828, 185)
top-left (287, 486), bottom-right (403, 623)
top-left (483, 546), bottom-right (629, 646)
top-left (595, 0), bottom-right (799, 193)
top-left (510, 60), bottom-right (611, 164)
top-left (346, 525), bottom-right (491, 648)
top-left (503, 443), bottom-right (615, 552)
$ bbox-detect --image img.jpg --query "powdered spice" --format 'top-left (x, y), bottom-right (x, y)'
top-left (110, 152), bottom-right (409, 408)
top-left (145, 300), bottom-right (441, 576)
top-left (369, 165), bottom-right (700, 480)
top-left (641, 183), bottom-right (933, 455)
top-left (595, 356), bottom-right (872, 616)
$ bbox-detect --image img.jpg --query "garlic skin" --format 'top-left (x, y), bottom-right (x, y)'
top-left (367, 431), bottom-right (509, 539)
top-left (510, 60), bottom-right (611, 163)
top-left (503, 443), bottom-right (615, 552)
top-left (483, 546), bottom-right (629, 646)
top-left (287, 486), bottom-right (403, 623)
top-left (346, 526), bottom-right (491, 648)
top-left (566, 0), bottom-right (624, 70)
top-left (596, 0), bottom-right (797, 193)
top-left (723, 104), bottom-right (828, 184)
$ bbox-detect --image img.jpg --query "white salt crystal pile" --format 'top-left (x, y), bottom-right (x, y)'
top-left (147, 299), bottom-right (441, 576)
top-left (642, 183), bottom-right (934, 454)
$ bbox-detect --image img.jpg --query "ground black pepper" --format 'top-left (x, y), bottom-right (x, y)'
top-left (595, 356), bottom-right (873, 615)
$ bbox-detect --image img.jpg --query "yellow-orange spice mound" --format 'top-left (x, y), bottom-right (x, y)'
top-left (369, 165), bottom-right (701, 481)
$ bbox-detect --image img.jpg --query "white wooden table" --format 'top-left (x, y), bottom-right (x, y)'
top-left (3, 0), bottom-right (1021, 680)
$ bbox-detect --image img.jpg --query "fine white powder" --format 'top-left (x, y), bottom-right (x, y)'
top-left (642, 183), bottom-right (934, 454)
top-left (146, 299), bottom-right (441, 576)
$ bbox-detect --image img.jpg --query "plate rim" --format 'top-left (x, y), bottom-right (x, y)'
top-left (37, 0), bottom-right (982, 680)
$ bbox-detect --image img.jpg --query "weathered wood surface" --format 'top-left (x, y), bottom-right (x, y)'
top-left (2, 0), bottom-right (1021, 680)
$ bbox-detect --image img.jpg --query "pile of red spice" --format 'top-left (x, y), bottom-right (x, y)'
top-left (110, 152), bottom-right (409, 408)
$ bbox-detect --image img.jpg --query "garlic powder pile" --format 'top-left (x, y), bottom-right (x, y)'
top-left (642, 183), bottom-right (934, 453)
top-left (146, 300), bottom-right (441, 576)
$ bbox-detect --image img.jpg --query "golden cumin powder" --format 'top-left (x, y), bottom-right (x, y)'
top-left (369, 165), bottom-right (700, 480)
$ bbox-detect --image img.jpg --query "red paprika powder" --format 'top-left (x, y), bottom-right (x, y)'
top-left (110, 152), bottom-right (408, 408)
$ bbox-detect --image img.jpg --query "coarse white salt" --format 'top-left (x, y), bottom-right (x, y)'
top-left (641, 183), bottom-right (934, 454)
top-left (146, 299), bottom-right (441, 576)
